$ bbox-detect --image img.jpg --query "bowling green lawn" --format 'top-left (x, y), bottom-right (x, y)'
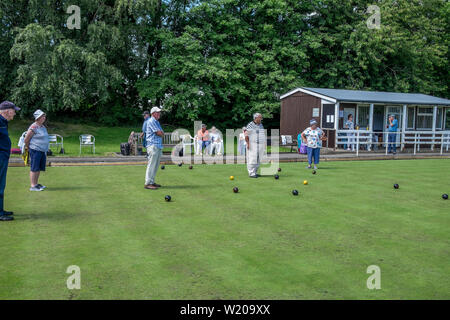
top-left (1, 159), bottom-right (449, 300)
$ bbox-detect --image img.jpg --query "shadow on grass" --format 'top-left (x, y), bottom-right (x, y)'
top-left (45, 186), bottom-right (97, 191)
top-left (161, 185), bottom-right (209, 189)
top-left (18, 211), bottom-right (93, 221)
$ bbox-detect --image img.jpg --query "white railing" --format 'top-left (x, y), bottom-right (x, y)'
top-left (336, 130), bottom-right (450, 156)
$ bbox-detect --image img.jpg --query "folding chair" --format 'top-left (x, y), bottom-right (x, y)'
top-left (79, 134), bottom-right (95, 155)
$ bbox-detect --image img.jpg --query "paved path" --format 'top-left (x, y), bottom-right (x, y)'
top-left (9, 151), bottom-right (450, 167)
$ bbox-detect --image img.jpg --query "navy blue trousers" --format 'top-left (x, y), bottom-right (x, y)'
top-left (0, 157), bottom-right (9, 212)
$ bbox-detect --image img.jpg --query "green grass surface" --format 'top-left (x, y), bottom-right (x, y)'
top-left (8, 119), bottom-right (293, 157)
top-left (1, 159), bottom-right (449, 299)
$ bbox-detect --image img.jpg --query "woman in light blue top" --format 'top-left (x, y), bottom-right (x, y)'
top-left (24, 110), bottom-right (49, 191)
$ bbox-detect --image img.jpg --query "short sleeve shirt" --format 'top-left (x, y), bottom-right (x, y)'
top-left (245, 121), bottom-right (265, 144)
top-left (146, 117), bottom-right (163, 149)
top-left (302, 127), bottom-right (324, 148)
top-left (389, 119), bottom-right (398, 132)
top-left (197, 130), bottom-right (210, 141)
top-left (345, 120), bottom-right (354, 130)
top-left (28, 123), bottom-right (49, 152)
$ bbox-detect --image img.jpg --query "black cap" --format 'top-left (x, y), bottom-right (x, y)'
top-left (143, 110), bottom-right (150, 116)
top-left (0, 101), bottom-right (20, 111)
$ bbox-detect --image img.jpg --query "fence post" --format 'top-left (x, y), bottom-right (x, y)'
top-left (356, 131), bottom-right (359, 156)
top-left (441, 133), bottom-right (444, 155)
top-left (414, 133), bottom-right (417, 155)
top-left (385, 131), bottom-right (388, 155)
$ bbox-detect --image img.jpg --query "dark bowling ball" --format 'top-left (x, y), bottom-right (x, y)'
top-left (233, 187), bottom-right (239, 193)
top-left (274, 175), bottom-right (279, 180)
top-left (394, 184), bottom-right (399, 189)
top-left (165, 195), bottom-right (171, 202)
top-left (178, 163), bottom-right (183, 167)
top-left (278, 168), bottom-right (282, 172)
top-left (189, 165), bottom-right (193, 170)
top-left (312, 170), bottom-right (316, 175)
top-left (292, 190), bottom-right (299, 196)
top-left (161, 165), bottom-right (165, 170)
top-left (443, 194), bottom-right (449, 200)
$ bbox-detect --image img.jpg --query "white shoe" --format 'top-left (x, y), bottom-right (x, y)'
top-left (30, 186), bottom-right (43, 191)
top-left (314, 165), bottom-right (318, 170)
top-left (36, 184), bottom-right (46, 190)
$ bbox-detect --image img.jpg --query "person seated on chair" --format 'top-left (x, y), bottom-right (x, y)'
top-left (196, 124), bottom-right (211, 155)
top-left (238, 127), bottom-right (247, 156)
top-left (209, 126), bottom-right (223, 155)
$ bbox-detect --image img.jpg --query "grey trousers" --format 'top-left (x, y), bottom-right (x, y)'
top-left (145, 145), bottom-right (162, 185)
top-left (246, 145), bottom-right (264, 176)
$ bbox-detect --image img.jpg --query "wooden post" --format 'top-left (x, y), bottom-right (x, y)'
top-left (334, 102), bottom-right (339, 150)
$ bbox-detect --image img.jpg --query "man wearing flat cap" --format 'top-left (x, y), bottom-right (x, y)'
top-left (0, 101), bottom-right (20, 221)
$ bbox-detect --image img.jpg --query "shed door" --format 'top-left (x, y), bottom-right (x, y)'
top-left (322, 104), bottom-right (335, 128)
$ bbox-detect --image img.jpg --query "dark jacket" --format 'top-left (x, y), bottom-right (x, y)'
top-left (0, 115), bottom-right (11, 160)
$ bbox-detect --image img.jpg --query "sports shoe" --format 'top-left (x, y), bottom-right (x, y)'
top-left (144, 184), bottom-right (158, 190)
top-left (0, 215), bottom-right (14, 221)
top-left (249, 175), bottom-right (258, 178)
top-left (307, 165), bottom-right (312, 169)
top-left (36, 184), bottom-right (46, 190)
top-left (0, 211), bottom-right (13, 216)
top-left (314, 165), bottom-right (318, 170)
top-left (30, 186), bottom-right (43, 191)
top-left (152, 183), bottom-right (162, 188)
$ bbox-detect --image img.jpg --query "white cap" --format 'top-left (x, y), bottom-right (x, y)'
top-left (150, 107), bottom-right (162, 114)
top-left (33, 109), bottom-right (45, 120)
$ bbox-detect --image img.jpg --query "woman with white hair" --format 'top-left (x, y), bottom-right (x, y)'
top-left (209, 126), bottom-right (223, 155)
top-left (301, 119), bottom-right (327, 169)
top-left (24, 109), bottom-right (50, 191)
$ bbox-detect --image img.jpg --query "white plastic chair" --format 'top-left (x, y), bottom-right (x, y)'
top-left (210, 134), bottom-right (224, 155)
top-left (18, 131), bottom-right (27, 154)
top-left (180, 134), bottom-right (195, 155)
top-left (79, 134), bottom-right (95, 155)
top-left (49, 134), bottom-right (64, 153)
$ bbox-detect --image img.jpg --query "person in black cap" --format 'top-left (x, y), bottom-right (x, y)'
top-left (0, 101), bottom-right (20, 221)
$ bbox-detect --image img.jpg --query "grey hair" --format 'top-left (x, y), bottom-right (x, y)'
top-left (253, 113), bottom-right (262, 120)
top-left (201, 124), bottom-right (207, 128)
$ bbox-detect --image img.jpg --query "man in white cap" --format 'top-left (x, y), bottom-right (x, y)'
top-left (245, 113), bottom-right (266, 178)
top-left (0, 101), bottom-right (20, 221)
top-left (144, 107), bottom-right (164, 189)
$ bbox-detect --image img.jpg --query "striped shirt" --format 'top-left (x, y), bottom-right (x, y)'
top-left (146, 117), bottom-right (163, 149)
top-left (245, 121), bottom-right (265, 144)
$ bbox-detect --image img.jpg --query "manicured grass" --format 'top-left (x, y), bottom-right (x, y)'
top-left (8, 119), bottom-right (293, 157)
top-left (1, 159), bottom-right (449, 299)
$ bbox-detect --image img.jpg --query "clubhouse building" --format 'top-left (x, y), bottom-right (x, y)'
top-left (280, 87), bottom-right (450, 153)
